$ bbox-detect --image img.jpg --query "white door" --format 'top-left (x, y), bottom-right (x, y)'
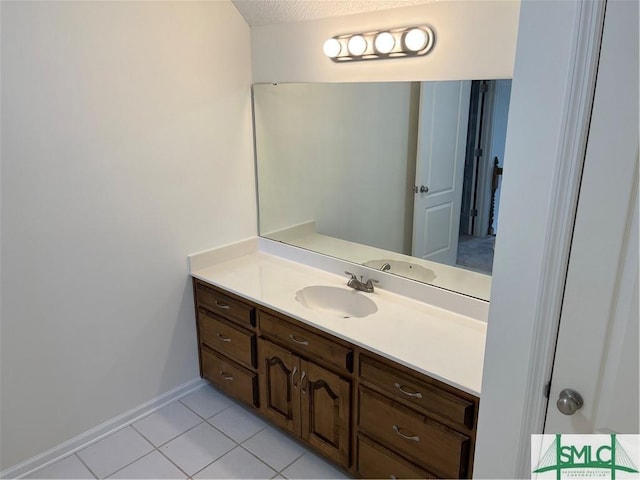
top-left (544, 0), bottom-right (639, 434)
top-left (411, 80), bottom-right (471, 264)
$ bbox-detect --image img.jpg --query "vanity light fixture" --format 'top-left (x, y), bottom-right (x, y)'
top-left (323, 38), bottom-right (342, 58)
top-left (374, 31), bottom-right (395, 54)
top-left (323, 25), bottom-right (434, 62)
top-left (403, 27), bottom-right (430, 52)
top-left (347, 35), bottom-right (368, 56)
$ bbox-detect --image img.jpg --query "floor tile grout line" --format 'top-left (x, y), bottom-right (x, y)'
top-left (124, 421), bottom-right (209, 479)
top-left (101, 449), bottom-right (155, 479)
top-left (206, 417), bottom-right (268, 445)
top-left (76, 426), bottom-right (156, 479)
top-left (128, 405), bottom-right (269, 479)
top-left (184, 442), bottom-right (239, 479)
top-left (232, 443), bottom-right (280, 476)
top-left (154, 445), bottom-right (194, 479)
top-left (178, 396), bottom-right (233, 422)
top-left (74, 452), bottom-right (99, 479)
top-left (276, 449), bottom-right (307, 476)
top-left (131, 417), bottom-right (205, 450)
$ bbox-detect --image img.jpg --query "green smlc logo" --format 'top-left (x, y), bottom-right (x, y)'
top-left (533, 434), bottom-right (639, 480)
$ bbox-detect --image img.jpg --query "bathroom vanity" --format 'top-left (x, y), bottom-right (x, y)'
top-left (190, 244), bottom-right (486, 479)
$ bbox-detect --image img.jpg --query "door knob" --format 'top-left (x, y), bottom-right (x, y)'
top-left (413, 185), bottom-right (429, 194)
top-left (557, 388), bottom-right (584, 415)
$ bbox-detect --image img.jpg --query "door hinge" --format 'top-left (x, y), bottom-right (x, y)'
top-left (470, 209), bottom-right (478, 217)
top-left (544, 381), bottom-right (552, 398)
top-left (474, 148), bottom-right (483, 157)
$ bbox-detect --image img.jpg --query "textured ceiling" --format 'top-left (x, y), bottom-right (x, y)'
top-left (231, 0), bottom-right (435, 27)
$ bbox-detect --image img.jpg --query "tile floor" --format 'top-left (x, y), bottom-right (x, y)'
top-left (25, 385), bottom-right (351, 479)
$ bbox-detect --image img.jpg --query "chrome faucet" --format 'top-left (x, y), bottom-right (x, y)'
top-left (380, 263), bottom-right (391, 272)
top-left (345, 271), bottom-right (378, 293)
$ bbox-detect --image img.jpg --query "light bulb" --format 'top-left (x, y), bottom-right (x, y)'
top-left (404, 28), bottom-right (428, 52)
top-left (374, 32), bottom-right (395, 54)
top-left (347, 35), bottom-right (367, 56)
top-left (323, 38), bottom-right (342, 58)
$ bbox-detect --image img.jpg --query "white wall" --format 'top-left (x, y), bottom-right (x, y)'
top-left (251, 1), bottom-right (520, 83)
top-left (0, 0), bottom-right (255, 470)
top-left (255, 82), bottom-right (418, 254)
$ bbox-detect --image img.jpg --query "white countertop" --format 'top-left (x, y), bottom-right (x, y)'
top-left (190, 250), bottom-right (486, 397)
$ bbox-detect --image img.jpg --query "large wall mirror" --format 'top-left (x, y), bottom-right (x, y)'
top-left (253, 81), bottom-right (511, 301)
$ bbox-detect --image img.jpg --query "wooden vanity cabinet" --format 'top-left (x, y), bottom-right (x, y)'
top-left (193, 279), bottom-right (259, 407)
top-left (192, 278), bottom-right (479, 479)
top-left (356, 354), bottom-right (479, 479)
top-left (258, 324), bottom-right (351, 467)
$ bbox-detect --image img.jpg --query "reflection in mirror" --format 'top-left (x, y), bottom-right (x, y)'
top-left (253, 81), bottom-right (511, 301)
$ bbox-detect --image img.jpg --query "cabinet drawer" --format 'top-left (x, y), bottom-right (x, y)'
top-left (201, 346), bottom-right (258, 407)
top-left (198, 309), bottom-right (256, 368)
top-left (360, 355), bottom-right (475, 429)
top-left (195, 281), bottom-right (255, 328)
top-left (259, 312), bottom-right (352, 372)
top-left (358, 387), bottom-right (470, 479)
top-left (357, 434), bottom-right (436, 479)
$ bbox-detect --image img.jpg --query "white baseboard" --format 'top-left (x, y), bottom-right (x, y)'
top-left (2, 377), bottom-right (207, 479)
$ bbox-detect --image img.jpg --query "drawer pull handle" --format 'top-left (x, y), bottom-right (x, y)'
top-left (392, 424), bottom-right (420, 442)
top-left (215, 301), bottom-right (230, 310)
top-left (300, 371), bottom-right (307, 394)
top-left (292, 366), bottom-right (298, 389)
top-left (219, 371), bottom-right (234, 381)
top-left (216, 333), bottom-right (231, 342)
top-left (289, 334), bottom-right (309, 346)
top-left (394, 382), bottom-right (423, 399)
top-left (390, 476), bottom-right (398, 480)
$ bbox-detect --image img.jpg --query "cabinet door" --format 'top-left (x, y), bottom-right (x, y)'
top-left (258, 339), bottom-right (300, 434)
top-left (299, 359), bottom-right (351, 466)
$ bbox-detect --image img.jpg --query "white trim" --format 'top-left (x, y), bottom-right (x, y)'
top-left (1, 378), bottom-right (206, 480)
top-left (514, 1), bottom-right (606, 476)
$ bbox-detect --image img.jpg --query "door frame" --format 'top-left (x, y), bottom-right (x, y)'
top-left (474, 1), bottom-right (608, 477)
top-left (543, 0), bottom-right (638, 435)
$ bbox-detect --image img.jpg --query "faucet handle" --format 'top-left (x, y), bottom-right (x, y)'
top-left (344, 271), bottom-right (358, 280)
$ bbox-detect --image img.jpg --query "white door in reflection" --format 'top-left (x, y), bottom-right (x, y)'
top-left (412, 80), bottom-right (471, 265)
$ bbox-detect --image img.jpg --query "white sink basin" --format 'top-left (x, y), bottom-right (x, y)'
top-left (364, 259), bottom-right (436, 282)
top-left (295, 286), bottom-right (377, 319)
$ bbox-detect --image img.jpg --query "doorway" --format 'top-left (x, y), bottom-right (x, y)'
top-left (457, 79), bottom-right (512, 275)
